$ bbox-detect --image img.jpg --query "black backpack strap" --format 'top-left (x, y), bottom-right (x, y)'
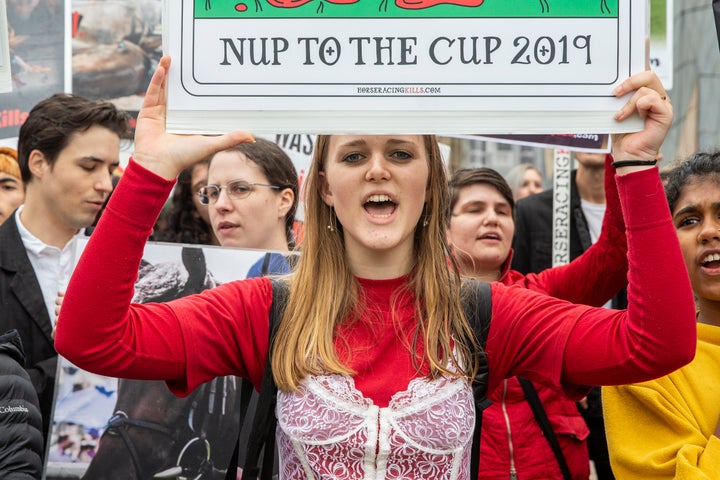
top-left (260, 252), bottom-right (272, 276)
top-left (224, 379), bottom-right (254, 480)
top-left (517, 377), bottom-right (572, 480)
top-left (461, 280), bottom-right (493, 480)
top-left (240, 279), bottom-right (288, 480)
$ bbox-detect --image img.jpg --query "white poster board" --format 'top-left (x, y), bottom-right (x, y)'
top-left (163, 0), bottom-right (647, 135)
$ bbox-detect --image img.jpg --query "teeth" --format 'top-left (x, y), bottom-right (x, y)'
top-left (366, 194), bottom-right (391, 203)
top-left (702, 253), bottom-right (720, 264)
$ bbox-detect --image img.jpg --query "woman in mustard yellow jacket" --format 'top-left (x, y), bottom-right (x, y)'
top-left (603, 151), bottom-right (720, 479)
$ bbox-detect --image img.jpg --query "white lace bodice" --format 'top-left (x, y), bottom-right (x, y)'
top-left (276, 373), bottom-right (475, 479)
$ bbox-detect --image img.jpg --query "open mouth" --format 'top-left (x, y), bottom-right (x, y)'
top-left (701, 252), bottom-right (720, 268)
top-left (364, 194), bottom-right (397, 218)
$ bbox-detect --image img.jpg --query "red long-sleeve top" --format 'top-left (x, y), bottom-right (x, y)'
top-left (55, 159), bottom-right (696, 408)
top-left (479, 154), bottom-right (626, 479)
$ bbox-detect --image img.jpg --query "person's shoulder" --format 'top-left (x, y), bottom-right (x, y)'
top-left (0, 212), bottom-right (20, 237)
top-left (0, 331), bottom-right (29, 379)
top-left (247, 252), bottom-right (292, 278)
top-left (0, 217), bottom-right (25, 265)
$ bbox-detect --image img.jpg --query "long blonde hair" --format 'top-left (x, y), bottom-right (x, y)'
top-left (271, 135), bottom-right (479, 391)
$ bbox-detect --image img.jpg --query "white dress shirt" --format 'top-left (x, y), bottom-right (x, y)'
top-left (15, 206), bottom-right (77, 325)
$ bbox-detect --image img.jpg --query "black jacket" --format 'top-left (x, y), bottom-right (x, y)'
top-left (0, 329), bottom-right (44, 479)
top-left (0, 213), bottom-right (57, 453)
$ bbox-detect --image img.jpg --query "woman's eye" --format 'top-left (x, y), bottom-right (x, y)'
top-left (390, 150), bottom-right (412, 161)
top-left (677, 217), bottom-right (698, 228)
top-left (342, 153), bottom-right (364, 163)
top-left (230, 184), bottom-right (252, 195)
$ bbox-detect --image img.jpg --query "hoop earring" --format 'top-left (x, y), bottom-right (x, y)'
top-left (328, 208), bottom-right (337, 232)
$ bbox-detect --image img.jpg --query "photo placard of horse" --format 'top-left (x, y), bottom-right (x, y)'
top-left (0, 0), bottom-right (68, 138)
top-left (45, 240), bottom-right (291, 480)
top-left (164, 0), bottom-right (647, 134)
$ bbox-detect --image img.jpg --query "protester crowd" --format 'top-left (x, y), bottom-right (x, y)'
top-left (0, 40), bottom-right (717, 480)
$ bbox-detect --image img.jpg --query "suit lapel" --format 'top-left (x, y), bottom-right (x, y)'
top-left (0, 216), bottom-right (54, 343)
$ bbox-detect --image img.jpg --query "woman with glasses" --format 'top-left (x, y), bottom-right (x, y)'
top-left (198, 137), bottom-right (299, 477)
top-left (56, 57), bottom-right (695, 480)
top-left (198, 138), bottom-right (298, 257)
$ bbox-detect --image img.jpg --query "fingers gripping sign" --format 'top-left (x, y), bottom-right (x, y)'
top-left (611, 70), bottom-right (673, 163)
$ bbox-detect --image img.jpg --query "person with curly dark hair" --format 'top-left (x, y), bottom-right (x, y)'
top-left (152, 158), bottom-right (219, 246)
top-left (603, 151), bottom-right (720, 478)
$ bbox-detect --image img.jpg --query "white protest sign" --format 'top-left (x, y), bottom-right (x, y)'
top-left (163, 0), bottom-right (647, 134)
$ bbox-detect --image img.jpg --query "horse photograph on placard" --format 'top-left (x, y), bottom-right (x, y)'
top-left (45, 240), bottom-right (270, 480)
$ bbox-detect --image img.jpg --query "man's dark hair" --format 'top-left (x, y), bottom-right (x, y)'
top-left (17, 93), bottom-right (130, 183)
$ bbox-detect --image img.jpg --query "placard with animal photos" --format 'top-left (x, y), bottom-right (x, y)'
top-left (45, 238), bottom-right (296, 480)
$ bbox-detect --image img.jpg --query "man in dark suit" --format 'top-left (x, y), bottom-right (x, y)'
top-left (0, 93), bottom-right (129, 454)
top-left (511, 152), bottom-right (626, 480)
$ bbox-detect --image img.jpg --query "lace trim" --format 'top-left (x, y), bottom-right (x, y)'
top-left (277, 373), bottom-right (474, 479)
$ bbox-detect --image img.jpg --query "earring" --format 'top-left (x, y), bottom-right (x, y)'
top-left (328, 208), bottom-right (336, 232)
top-left (422, 216), bottom-right (429, 227)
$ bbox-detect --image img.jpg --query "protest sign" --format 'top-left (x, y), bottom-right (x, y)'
top-left (164, 0), bottom-right (647, 134)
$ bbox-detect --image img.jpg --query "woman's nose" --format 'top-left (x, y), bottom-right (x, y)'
top-left (365, 154), bottom-right (391, 181)
top-left (699, 221), bottom-right (720, 243)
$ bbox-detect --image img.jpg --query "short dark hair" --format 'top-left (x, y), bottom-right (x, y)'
top-left (211, 138), bottom-right (299, 246)
top-left (665, 151), bottom-right (720, 213)
top-left (447, 168), bottom-right (515, 225)
top-left (17, 93), bottom-right (130, 183)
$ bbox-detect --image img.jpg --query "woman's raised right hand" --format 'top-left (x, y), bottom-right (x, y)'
top-left (131, 56), bottom-right (255, 180)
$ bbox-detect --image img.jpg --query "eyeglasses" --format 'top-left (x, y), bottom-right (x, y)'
top-left (196, 179), bottom-right (280, 205)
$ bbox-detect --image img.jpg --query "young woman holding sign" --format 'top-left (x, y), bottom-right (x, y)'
top-left (56, 57), bottom-right (692, 480)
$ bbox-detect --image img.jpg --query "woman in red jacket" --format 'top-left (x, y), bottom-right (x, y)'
top-left (55, 57), bottom-right (693, 480)
top-left (447, 157), bottom-right (622, 479)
